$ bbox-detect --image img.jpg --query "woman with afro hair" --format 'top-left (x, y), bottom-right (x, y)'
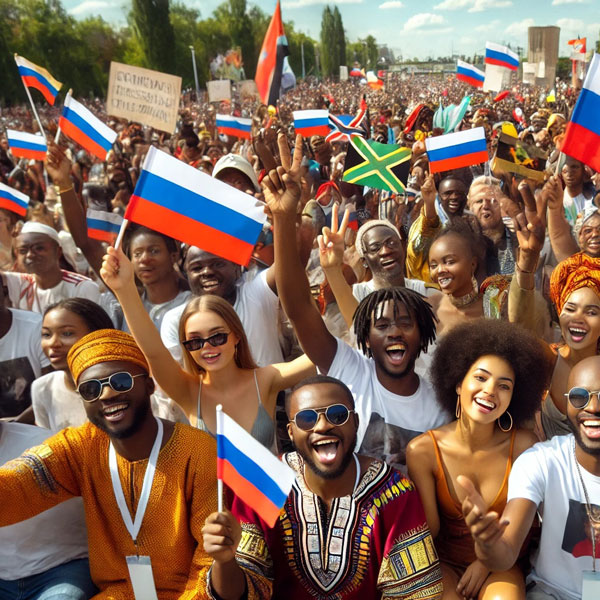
top-left (407, 319), bottom-right (553, 600)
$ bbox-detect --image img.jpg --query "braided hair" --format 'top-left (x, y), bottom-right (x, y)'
top-left (353, 287), bottom-right (437, 357)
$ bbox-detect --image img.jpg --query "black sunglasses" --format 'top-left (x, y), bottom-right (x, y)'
top-left (182, 332), bottom-right (229, 352)
top-left (291, 404), bottom-right (355, 431)
top-left (564, 387), bottom-right (600, 410)
top-left (77, 371), bottom-right (146, 403)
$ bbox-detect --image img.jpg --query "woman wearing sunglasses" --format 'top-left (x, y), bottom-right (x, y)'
top-left (100, 245), bottom-right (314, 450)
top-left (407, 319), bottom-right (553, 600)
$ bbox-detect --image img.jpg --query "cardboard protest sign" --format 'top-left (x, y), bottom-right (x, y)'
top-left (492, 133), bottom-right (547, 182)
top-left (207, 80), bottom-right (232, 103)
top-left (239, 79), bottom-right (259, 100)
top-left (106, 62), bottom-right (181, 134)
top-left (483, 64), bottom-right (505, 92)
top-left (339, 66), bottom-right (348, 81)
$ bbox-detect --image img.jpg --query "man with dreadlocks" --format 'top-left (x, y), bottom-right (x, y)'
top-left (264, 133), bottom-right (450, 471)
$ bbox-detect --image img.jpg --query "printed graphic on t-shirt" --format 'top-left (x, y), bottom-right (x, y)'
top-left (0, 357), bottom-right (35, 418)
top-left (358, 412), bottom-right (420, 473)
top-left (561, 498), bottom-right (600, 558)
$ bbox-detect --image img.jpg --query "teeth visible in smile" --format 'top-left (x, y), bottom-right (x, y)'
top-left (386, 343), bottom-right (406, 351)
top-left (313, 439), bottom-right (338, 446)
top-left (438, 277), bottom-right (452, 285)
top-left (583, 420), bottom-right (600, 427)
top-left (104, 403), bottom-right (127, 415)
top-left (475, 398), bottom-right (496, 409)
top-left (570, 328), bottom-right (587, 335)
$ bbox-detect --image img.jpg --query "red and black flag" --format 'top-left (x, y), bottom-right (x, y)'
top-left (255, 1), bottom-right (290, 106)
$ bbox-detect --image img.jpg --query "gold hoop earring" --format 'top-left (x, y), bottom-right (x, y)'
top-left (498, 411), bottom-right (513, 432)
top-left (471, 275), bottom-right (479, 294)
top-left (455, 396), bottom-right (461, 419)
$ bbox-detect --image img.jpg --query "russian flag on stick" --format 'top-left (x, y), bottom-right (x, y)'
top-left (87, 209), bottom-right (124, 244)
top-left (59, 95), bottom-right (117, 161)
top-left (14, 55), bottom-right (62, 105)
top-left (293, 110), bottom-right (330, 137)
top-left (485, 42), bottom-right (519, 71)
top-left (6, 130), bottom-right (47, 161)
top-left (216, 115), bottom-right (252, 139)
top-left (425, 127), bottom-right (488, 174)
top-left (216, 405), bottom-right (295, 527)
top-left (124, 146), bottom-right (267, 266)
top-left (456, 60), bottom-right (485, 88)
top-left (562, 54), bottom-right (600, 172)
top-left (0, 182), bottom-right (30, 217)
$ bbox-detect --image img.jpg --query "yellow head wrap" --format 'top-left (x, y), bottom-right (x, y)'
top-left (67, 329), bottom-right (149, 384)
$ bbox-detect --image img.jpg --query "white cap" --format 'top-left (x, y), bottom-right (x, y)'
top-left (212, 154), bottom-right (261, 193)
top-left (20, 221), bottom-right (61, 245)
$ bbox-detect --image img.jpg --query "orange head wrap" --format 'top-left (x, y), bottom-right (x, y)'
top-left (549, 252), bottom-right (600, 315)
top-left (67, 329), bottom-right (149, 384)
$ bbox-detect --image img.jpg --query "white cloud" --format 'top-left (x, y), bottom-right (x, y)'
top-left (433, 0), bottom-right (471, 9)
top-left (469, 0), bottom-right (512, 12)
top-left (475, 19), bottom-right (500, 32)
top-left (68, 0), bottom-right (109, 15)
top-left (504, 18), bottom-right (535, 38)
top-left (283, 0), bottom-right (361, 6)
top-left (379, 0), bottom-right (403, 8)
top-left (402, 12), bottom-right (451, 33)
top-left (552, 0), bottom-right (586, 4)
top-left (556, 18), bottom-right (585, 30)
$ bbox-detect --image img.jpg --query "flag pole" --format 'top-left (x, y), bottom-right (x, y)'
top-left (114, 219), bottom-right (129, 251)
top-left (15, 54), bottom-right (46, 139)
top-left (55, 89), bottom-right (71, 144)
top-left (216, 404), bottom-right (224, 513)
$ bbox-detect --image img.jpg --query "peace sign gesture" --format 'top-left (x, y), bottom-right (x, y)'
top-left (318, 203), bottom-right (349, 270)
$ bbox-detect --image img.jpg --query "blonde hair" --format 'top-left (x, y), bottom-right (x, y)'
top-left (178, 295), bottom-right (257, 375)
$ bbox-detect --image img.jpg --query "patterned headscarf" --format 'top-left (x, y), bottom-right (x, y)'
top-left (549, 252), bottom-right (600, 314)
top-left (67, 329), bottom-right (149, 383)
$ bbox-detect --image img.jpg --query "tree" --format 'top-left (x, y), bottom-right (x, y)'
top-left (365, 35), bottom-right (378, 70)
top-left (332, 7), bottom-right (346, 71)
top-left (285, 22), bottom-right (316, 79)
top-left (130, 0), bottom-right (175, 73)
top-left (320, 6), bottom-right (334, 77)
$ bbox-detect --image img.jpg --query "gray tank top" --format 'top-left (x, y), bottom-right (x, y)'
top-left (195, 370), bottom-right (276, 450)
top-left (540, 393), bottom-right (571, 439)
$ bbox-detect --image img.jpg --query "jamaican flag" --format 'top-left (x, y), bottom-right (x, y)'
top-left (342, 135), bottom-right (411, 193)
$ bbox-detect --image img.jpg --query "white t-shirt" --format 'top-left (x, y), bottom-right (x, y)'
top-left (508, 434), bottom-right (600, 600)
top-left (4, 270), bottom-right (100, 314)
top-left (352, 277), bottom-right (434, 304)
top-left (160, 270), bottom-right (283, 367)
top-left (0, 309), bottom-right (50, 418)
top-left (0, 422), bottom-right (88, 579)
top-left (326, 338), bottom-right (451, 471)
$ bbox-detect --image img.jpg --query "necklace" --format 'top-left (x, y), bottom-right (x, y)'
top-left (449, 275), bottom-right (480, 308)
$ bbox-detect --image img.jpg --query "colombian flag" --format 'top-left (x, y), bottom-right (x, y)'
top-left (14, 55), bottom-right (62, 105)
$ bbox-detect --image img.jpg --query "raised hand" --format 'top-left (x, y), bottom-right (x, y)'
top-left (420, 171), bottom-right (436, 206)
top-left (45, 142), bottom-right (72, 188)
top-left (100, 246), bottom-right (135, 293)
top-left (318, 203), bottom-right (349, 270)
top-left (202, 510), bottom-right (242, 564)
top-left (541, 174), bottom-right (563, 212)
top-left (514, 181), bottom-right (546, 262)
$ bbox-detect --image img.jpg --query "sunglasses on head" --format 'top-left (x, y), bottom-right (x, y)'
top-left (182, 332), bottom-right (229, 352)
top-left (77, 371), bottom-right (145, 403)
top-left (291, 404), bottom-right (354, 431)
top-left (564, 387), bottom-right (600, 410)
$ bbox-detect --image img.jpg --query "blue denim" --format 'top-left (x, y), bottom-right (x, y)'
top-left (0, 558), bottom-right (97, 600)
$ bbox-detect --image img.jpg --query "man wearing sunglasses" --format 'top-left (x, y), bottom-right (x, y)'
top-left (0, 328), bottom-right (218, 599)
top-left (458, 355), bottom-right (600, 600)
top-left (203, 375), bottom-right (442, 599)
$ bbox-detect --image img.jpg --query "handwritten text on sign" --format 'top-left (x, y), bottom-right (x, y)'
top-left (106, 62), bottom-right (182, 133)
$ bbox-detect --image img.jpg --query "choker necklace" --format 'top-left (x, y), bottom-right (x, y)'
top-left (448, 276), bottom-right (480, 308)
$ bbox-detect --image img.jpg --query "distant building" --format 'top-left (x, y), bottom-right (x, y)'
top-left (527, 26), bottom-right (560, 87)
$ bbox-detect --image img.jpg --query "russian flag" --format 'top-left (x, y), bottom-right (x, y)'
top-left (6, 129), bottom-right (47, 161)
top-left (425, 127), bottom-right (488, 173)
top-left (125, 146), bottom-right (267, 266)
top-left (14, 55), bottom-right (62, 106)
top-left (87, 209), bottom-right (124, 244)
top-left (216, 406), bottom-right (295, 527)
top-left (216, 115), bottom-right (252, 139)
top-left (485, 42), bottom-right (519, 71)
top-left (562, 53), bottom-right (600, 172)
top-left (456, 60), bottom-right (485, 88)
top-left (293, 110), bottom-right (330, 137)
top-left (0, 182), bottom-right (30, 217)
top-left (59, 95), bottom-right (117, 161)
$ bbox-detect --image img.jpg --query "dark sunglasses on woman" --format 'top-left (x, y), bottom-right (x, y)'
top-left (182, 332), bottom-right (229, 352)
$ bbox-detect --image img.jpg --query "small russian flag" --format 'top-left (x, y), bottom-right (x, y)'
top-left (485, 42), bottom-right (519, 71)
top-left (14, 55), bottom-right (62, 106)
top-left (425, 127), bottom-right (488, 174)
top-left (87, 209), bottom-right (124, 244)
top-left (562, 53), bottom-right (600, 172)
top-left (216, 115), bottom-right (252, 140)
top-left (125, 146), bottom-right (268, 266)
top-left (293, 110), bottom-right (330, 137)
top-left (0, 182), bottom-right (30, 217)
top-left (456, 60), bottom-right (485, 88)
top-left (6, 130), bottom-right (47, 161)
top-left (59, 95), bottom-right (117, 161)
top-left (216, 405), bottom-right (295, 527)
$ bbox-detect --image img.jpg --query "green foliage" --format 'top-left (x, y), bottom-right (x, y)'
top-left (556, 56), bottom-right (571, 80)
top-left (130, 0), bottom-right (175, 73)
top-left (319, 5), bottom-right (348, 78)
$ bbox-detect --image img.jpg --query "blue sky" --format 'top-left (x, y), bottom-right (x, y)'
top-left (64, 0), bottom-right (599, 60)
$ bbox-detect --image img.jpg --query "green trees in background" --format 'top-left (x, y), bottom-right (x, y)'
top-left (319, 5), bottom-right (347, 78)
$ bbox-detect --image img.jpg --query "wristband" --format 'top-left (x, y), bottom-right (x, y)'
top-left (59, 185), bottom-right (74, 194)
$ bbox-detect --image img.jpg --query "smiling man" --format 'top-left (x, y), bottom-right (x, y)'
top-left (0, 329), bottom-right (217, 599)
top-left (203, 375), bottom-right (443, 600)
top-left (459, 354), bottom-right (600, 600)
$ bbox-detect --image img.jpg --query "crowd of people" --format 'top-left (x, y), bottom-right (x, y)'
top-left (0, 69), bottom-right (599, 600)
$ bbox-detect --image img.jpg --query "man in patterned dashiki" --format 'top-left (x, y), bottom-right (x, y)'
top-left (203, 375), bottom-right (443, 600)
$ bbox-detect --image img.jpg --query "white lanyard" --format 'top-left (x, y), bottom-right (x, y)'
top-left (109, 417), bottom-right (163, 545)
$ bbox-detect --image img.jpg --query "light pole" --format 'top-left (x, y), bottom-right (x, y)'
top-left (301, 41), bottom-right (306, 79)
top-left (189, 45), bottom-right (200, 102)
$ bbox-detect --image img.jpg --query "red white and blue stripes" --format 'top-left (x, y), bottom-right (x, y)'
top-left (125, 146), bottom-right (267, 266)
top-left (485, 42), bottom-right (519, 71)
top-left (59, 95), bottom-right (117, 161)
top-left (216, 406), bottom-right (295, 527)
top-left (456, 60), bottom-right (485, 88)
top-left (0, 182), bottom-right (30, 217)
top-left (6, 130), bottom-right (47, 161)
top-left (216, 115), bottom-right (252, 140)
top-left (293, 110), bottom-right (330, 137)
top-left (425, 127), bottom-right (488, 173)
top-left (14, 55), bottom-right (62, 105)
top-left (86, 209), bottom-right (124, 244)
